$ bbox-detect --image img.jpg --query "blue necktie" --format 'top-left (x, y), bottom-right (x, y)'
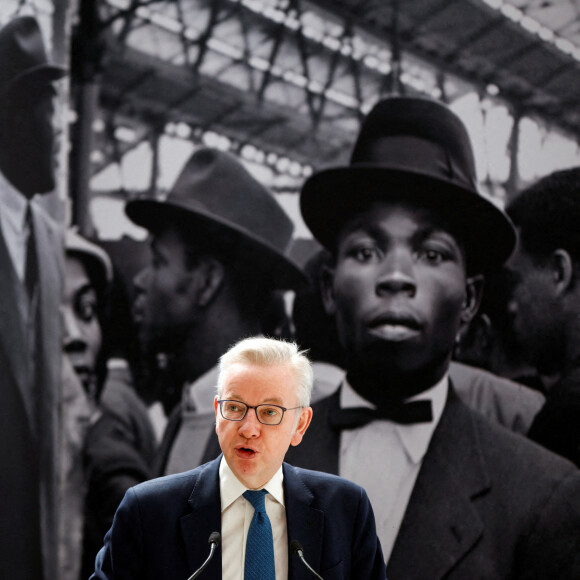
top-left (243, 489), bottom-right (276, 580)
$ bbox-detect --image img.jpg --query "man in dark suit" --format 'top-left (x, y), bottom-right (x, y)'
top-left (505, 167), bottom-right (580, 466)
top-left (285, 96), bottom-right (580, 579)
top-left (127, 148), bottom-right (307, 476)
top-left (92, 337), bottom-right (386, 579)
top-left (0, 16), bottom-right (65, 580)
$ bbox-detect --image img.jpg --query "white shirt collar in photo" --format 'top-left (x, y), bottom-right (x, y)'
top-left (339, 373), bottom-right (448, 465)
top-left (0, 170), bottom-right (31, 281)
top-left (184, 365), bottom-right (220, 413)
top-left (219, 455), bottom-right (285, 512)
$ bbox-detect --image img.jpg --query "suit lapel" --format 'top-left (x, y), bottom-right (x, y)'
top-left (30, 205), bottom-right (64, 579)
top-left (0, 219), bottom-right (33, 424)
top-left (31, 204), bottom-right (62, 386)
top-left (201, 421), bottom-right (222, 465)
top-left (180, 457), bottom-right (223, 577)
top-left (153, 402), bottom-right (183, 476)
top-left (387, 388), bottom-right (490, 579)
top-left (285, 388), bottom-right (341, 474)
top-left (283, 463), bottom-right (325, 580)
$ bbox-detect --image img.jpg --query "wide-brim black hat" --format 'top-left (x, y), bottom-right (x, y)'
top-left (300, 97), bottom-right (516, 272)
top-left (0, 16), bottom-right (66, 98)
top-left (126, 148), bottom-right (307, 290)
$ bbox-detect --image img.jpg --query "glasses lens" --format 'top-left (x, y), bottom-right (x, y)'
top-left (221, 400), bottom-right (247, 420)
top-left (257, 405), bottom-right (284, 425)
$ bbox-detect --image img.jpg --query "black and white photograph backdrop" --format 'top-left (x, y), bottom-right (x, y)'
top-left (2, 1), bottom-right (580, 579)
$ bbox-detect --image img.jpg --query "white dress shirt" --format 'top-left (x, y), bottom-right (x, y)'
top-left (0, 170), bottom-right (30, 281)
top-left (339, 375), bottom-right (448, 562)
top-left (220, 457), bottom-right (288, 580)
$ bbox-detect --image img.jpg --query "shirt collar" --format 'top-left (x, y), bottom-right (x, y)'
top-left (311, 361), bottom-right (345, 384)
top-left (185, 365), bottom-right (221, 412)
top-left (340, 374), bottom-right (449, 465)
top-left (219, 456), bottom-right (285, 512)
top-left (0, 170), bottom-right (29, 232)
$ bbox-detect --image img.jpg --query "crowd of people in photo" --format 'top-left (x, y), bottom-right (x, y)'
top-left (2, 13), bottom-right (580, 580)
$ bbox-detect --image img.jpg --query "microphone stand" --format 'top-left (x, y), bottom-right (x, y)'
top-left (187, 532), bottom-right (221, 580)
top-left (290, 540), bottom-right (324, 580)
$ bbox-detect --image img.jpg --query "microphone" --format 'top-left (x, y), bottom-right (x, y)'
top-left (187, 531), bottom-right (221, 580)
top-left (290, 540), bottom-right (324, 580)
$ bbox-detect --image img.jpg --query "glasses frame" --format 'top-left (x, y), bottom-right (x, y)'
top-left (217, 399), bottom-right (302, 426)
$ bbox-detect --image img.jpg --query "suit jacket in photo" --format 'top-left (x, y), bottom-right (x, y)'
top-left (0, 201), bottom-right (62, 580)
top-left (91, 456), bottom-right (386, 579)
top-left (285, 386), bottom-right (580, 580)
top-left (527, 365), bottom-right (580, 467)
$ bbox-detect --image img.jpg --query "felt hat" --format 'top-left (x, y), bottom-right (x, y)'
top-left (300, 96), bottom-right (516, 272)
top-left (126, 147), bottom-right (307, 289)
top-left (0, 16), bottom-right (66, 98)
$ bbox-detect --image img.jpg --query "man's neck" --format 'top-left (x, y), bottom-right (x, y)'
top-left (346, 358), bottom-right (450, 405)
top-left (0, 164), bottom-right (37, 200)
top-left (177, 312), bottom-right (262, 385)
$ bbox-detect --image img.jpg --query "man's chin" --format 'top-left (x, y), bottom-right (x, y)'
top-left (15, 167), bottom-right (55, 196)
top-left (349, 343), bottom-right (449, 392)
top-left (145, 333), bottom-right (180, 359)
top-left (355, 336), bottom-right (423, 366)
top-left (231, 463), bottom-right (263, 490)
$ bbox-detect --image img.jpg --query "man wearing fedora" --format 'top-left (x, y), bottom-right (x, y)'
top-left (0, 16), bottom-right (66, 580)
top-left (126, 147), bottom-right (307, 477)
top-left (285, 96), bottom-right (580, 579)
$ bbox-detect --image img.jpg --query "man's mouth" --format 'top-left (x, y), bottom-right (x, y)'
top-left (235, 445), bottom-right (258, 459)
top-left (68, 358), bottom-right (91, 378)
top-left (368, 312), bottom-right (421, 342)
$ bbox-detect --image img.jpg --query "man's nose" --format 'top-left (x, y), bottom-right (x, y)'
top-left (133, 267), bottom-right (150, 292)
top-left (376, 247), bottom-right (416, 297)
top-left (506, 297), bottom-right (518, 316)
top-left (238, 408), bottom-right (261, 439)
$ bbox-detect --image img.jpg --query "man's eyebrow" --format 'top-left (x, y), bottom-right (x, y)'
top-left (261, 397), bottom-right (285, 405)
top-left (223, 393), bottom-right (285, 405)
top-left (339, 219), bottom-right (374, 239)
top-left (413, 225), bottom-right (457, 242)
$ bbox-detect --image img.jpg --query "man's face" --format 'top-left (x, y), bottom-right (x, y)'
top-left (504, 234), bottom-right (564, 374)
top-left (215, 362), bottom-right (312, 489)
top-left (0, 82), bottom-right (57, 196)
top-left (325, 201), bottom-right (479, 397)
top-left (133, 227), bottom-right (200, 354)
top-left (63, 255), bottom-right (102, 399)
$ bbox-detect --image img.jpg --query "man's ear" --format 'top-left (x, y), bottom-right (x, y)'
top-left (290, 406), bottom-right (313, 447)
top-left (551, 249), bottom-right (574, 296)
top-left (214, 396), bottom-right (220, 435)
top-left (195, 258), bottom-right (226, 307)
top-left (460, 274), bottom-right (484, 327)
top-left (320, 264), bottom-right (337, 316)
top-left (454, 313), bottom-right (493, 362)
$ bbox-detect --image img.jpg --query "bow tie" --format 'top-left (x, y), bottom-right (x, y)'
top-left (328, 400), bottom-right (433, 430)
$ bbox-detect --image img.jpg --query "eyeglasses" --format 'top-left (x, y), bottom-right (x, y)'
top-left (217, 399), bottom-right (302, 426)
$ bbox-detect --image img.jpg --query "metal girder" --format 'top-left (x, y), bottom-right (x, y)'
top-left (72, 0), bottom-right (580, 205)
